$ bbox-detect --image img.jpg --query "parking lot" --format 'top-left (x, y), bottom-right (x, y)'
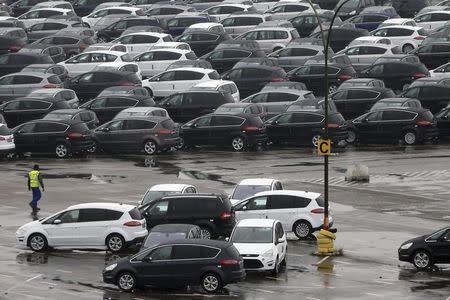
top-left (0, 144), bottom-right (449, 300)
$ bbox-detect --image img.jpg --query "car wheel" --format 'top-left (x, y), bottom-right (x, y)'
top-left (28, 234), bottom-right (47, 252)
top-left (201, 273), bottom-right (221, 293)
top-left (87, 141), bottom-right (97, 153)
top-left (271, 257), bottom-right (280, 275)
top-left (231, 136), bottom-right (246, 151)
top-left (144, 87), bottom-right (153, 97)
top-left (175, 137), bottom-right (186, 150)
top-left (117, 272), bottom-right (136, 292)
top-left (413, 250), bottom-right (432, 270)
top-left (55, 143), bottom-right (69, 158)
top-left (403, 131), bottom-right (417, 145)
top-left (143, 140), bottom-right (158, 155)
top-left (106, 234), bottom-right (125, 253)
top-left (200, 227), bottom-right (213, 239)
top-left (328, 84), bottom-right (338, 94)
top-left (311, 134), bottom-right (322, 147)
top-left (346, 129), bottom-right (357, 144)
top-left (293, 220), bottom-right (312, 239)
top-left (402, 44), bottom-right (414, 53)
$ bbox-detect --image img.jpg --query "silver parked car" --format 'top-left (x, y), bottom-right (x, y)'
top-left (28, 88), bottom-right (79, 108)
top-left (220, 13), bottom-right (271, 38)
top-left (268, 44), bottom-right (330, 71)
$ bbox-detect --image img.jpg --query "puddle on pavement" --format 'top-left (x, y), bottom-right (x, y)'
top-left (399, 267), bottom-right (450, 292)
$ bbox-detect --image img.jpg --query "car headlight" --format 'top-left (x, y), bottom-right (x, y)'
top-left (400, 242), bottom-right (413, 250)
top-left (262, 249), bottom-right (273, 259)
top-left (16, 228), bottom-right (26, 236)
top-left (104, 263), bottom-right (117, 271)
top-left (349, 10), bottom-right (356, 15)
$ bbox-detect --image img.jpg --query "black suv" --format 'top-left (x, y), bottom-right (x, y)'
top-left (201, 46), bottom-right (266, 74)
top-left (103, 239), bottom-right (245, 293)
top-left (139, 193), bottom-right (236, 239)
top-left (159, 91), bottom-right (235, 123)
top-left (400, 83), bottom-right (450, 114)
top-left (347, 107), bottom-right (439, 145)
top-left (180, 113), bottom-right (268, 151)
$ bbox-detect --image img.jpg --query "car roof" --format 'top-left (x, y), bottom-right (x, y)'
top-left (253, 189), bottom-right (320, 199)
top-left (193, 80), bottom-right (230, 88)
top-left (238, 178), bottom-right (277, 185)
top-left (147, 48), bottom-right (191, 54)
top-left (120, 107), bottom-right (163, 113)
top-left (12, 96), bottom-right (65, 103)
top-left (76, 50), bottom-right (125, 56)
top-left (149, 184), bottom-right (194, 191)
top-left (120, 32), bottom-right (169, 38)
top-left (376, 25), bottom-right (422, 30)
top-left (96, 62), bottom-right (136, 67)
top-left (47, 109), bottom-right (84, 114)
top-left (22, 118), bottom-right (83, 125)
top-left (378, 97), bottom-right (417, 103)
top-left (246, 26), bottom-right (291, 32)
top-left (254, 88), bottom-right (310, 96)
top-left (219, 102), bottom-right (253, 108)
top-left (154, 238), bottom-right (230, 248)
top-left (164, 67), bottom-right (213, 73)
top-left (114, 116), bottom-right (169, 122)
top-left (188, 22), bottom-right (222, 29)
top-left (150, 223), bottom-right (199, 233)
top-left (30, 88), bottom-right (71, 94)
top-left (67, 202), bottom-right (135, 211)
top-left (27, 8), bottom-right (72, 12)
top-left (236, 218), bottom-right (277, 228)
top-left (2, 72), bottom-right (54, 78)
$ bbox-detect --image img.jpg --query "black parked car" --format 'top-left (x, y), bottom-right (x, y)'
top-left (309, 27), bottom-right (369, 52)
top-left (400, 83), bottom-right (450, 114)
top-left (176, 31), bottom-right (231, 57)
top-left (30, 34), bottom-right (96, 58)
top-left (214, 103), bottom-right (268, 120)
top-left (288, 63), bottom-right (356, 96)
top-left (141, 224), bottom-right (203, 250)
top-left (19, 45), bottom-right (66, 63)
top-left (0, 53), bottom-right (53, 77)
top-left (221, 66), bottom-right (288, 98)
top-left (180, 113), bottom-right (267, 151)
top-left (43, 109), bottom-right (99, 129)
top-left (159, 90), bottom-right (235, 123)
top-left (359, 61), bottom-right (429, 92)
top-left (93, 116), bottom-right (181, 155)
top-left (435, 104), bottom-right (450, 138)
top-left (370, 97), bottom-right (422, 111)
top-left (413, 42), bottom-right (450, 70)
top-left (201, 47), bottom-right (266, 74)
top-left (139, 193), bottom-right (236, 239)
top-left (265, 110), bottom-right (348, 147)
top-left (0, 97), bottom-right (71, 128)
top-left (64, 71), bottom-right (142, 102)
top-left (385, 0), bottom-right (429, 18)
top-left (9, 0), bottom-right (42, 17)
top-left (346, 107), bottom-right (439, 145)
top-left (331, 86), bottom-right (396, 119)
top-left (11, 119), bottom-right (95, 158)
top-left (289, 10), bottom-right (336, 37)
top-left (97, 17), bottom-right (166, 42)
top-left (80, 95), bottom-right (155, 125)
top-left (398, 226), bottom-right (450, 270)
top-left (103, 239), bottom-right (245, 293)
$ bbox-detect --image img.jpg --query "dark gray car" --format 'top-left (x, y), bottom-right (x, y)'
top-left (140, 224), bottom-right (202, 250)
top-left (43, 108), bottom-right (99, 129)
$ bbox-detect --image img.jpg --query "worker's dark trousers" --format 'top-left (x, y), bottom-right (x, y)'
top-left (31, 188), bottom-right (41, 209)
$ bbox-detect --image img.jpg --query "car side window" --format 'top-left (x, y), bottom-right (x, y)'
top-left (59, 209), bottom-right (80, 223)
top-left (105, 120), bottom-right (124, 131)
top-left (443, 230), bottom-right (450, 241)
top-left (194, 116), bottom-right (211, 127)
top-left (275, 182), bottom-right (282, 190)
top-left (148, 200), bottom-right (169, 216)
top-left (149, 246), bottom-right (172, 261)
top-left (172, 245), bottom-right (218, 259)
top-left (246, 196), bottom-right (268, 210)
top-left (366, 111), bottom-right (382, 121)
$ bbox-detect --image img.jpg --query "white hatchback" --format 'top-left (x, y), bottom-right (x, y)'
top-left (16, 203), bottom-right (147, 252)
top-left (191, 80), bottom-right (240, 102)
top-left (230, 178), bottom-right (282, 205)
top-left (0, 123), bottom-right (14, 155)
top-left (230, 218), bottom-right (287, 274)
top-left (233, 190), bottom-right (333, 239)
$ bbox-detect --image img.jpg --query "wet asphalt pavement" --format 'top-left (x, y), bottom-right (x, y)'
top-left (0, 144), bottom-right (449, 300)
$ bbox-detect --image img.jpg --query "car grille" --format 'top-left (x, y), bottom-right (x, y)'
top-left (243, 259), bottom-right (263, 269)
top-left (241, 254), bottom-right (259, 258)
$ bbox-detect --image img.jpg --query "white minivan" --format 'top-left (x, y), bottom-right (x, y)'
top-left (233, 190), bottom-right (333, 239)
top-left (16, 203), bottom-right (148, 252)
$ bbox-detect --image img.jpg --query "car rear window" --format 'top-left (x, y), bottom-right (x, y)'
top-left (316, 197), bottom-right (324, 207)
top-left (0, 125), bottom-right (10, 135)
top-left (420, 110), bottom-right (434, 121)
top-left (248, 116), bottom-right (263, 126)
top-left (47, 75), bottom-right (62, 84)
top-left (128, 207), bottom-right (142, 220)
top-left (208, 71), bottom-right (220, 79)
top-left (161, 119), bottom-right (175, 129)
top-left (70, 122), bottom-right (90, 134)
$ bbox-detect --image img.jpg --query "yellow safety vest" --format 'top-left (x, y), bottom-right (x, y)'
top-left (29, 170), bottom-right (40, 188)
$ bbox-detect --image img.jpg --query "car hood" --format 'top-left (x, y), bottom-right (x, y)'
top-left (233, 242), bottom-right (273, 255)
top-left (400, 235), bottom-right (427, 246)
top-left (17, 220), bottom-right (41, 233)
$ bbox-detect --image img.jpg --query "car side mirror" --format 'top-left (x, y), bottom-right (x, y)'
top-left (164, 102), bottom-right (171, 106)
top-left (53, 219), bottom-right (61, 224)
top-left (225, 237), bottom-right (229, 242)
top-left (277, 237), bottom-right (286, 244)
top-left (143, 256), bottom-right (152, 263)
top-left (443, 115), bottom-right (449, 120)
top-left (362, 118), bottom-right (369, 123)
top-left (102, 127), bottom-right (110, 132)
top-left (242, 206), bottom-right (247, 211)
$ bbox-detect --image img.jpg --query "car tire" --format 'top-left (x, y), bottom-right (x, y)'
top-left (200, 226), bottom-right (213, 239)
top-left (328, 84), bottom-right (338, 94)
top-left (87, 141), bottom-right (97, 154)
top-left (201, 273), bottom-right (222, 293)
top-left (311, 134), bottom-right (322, 147)
top-left (117, 272), bottom-right (136, 292)
top-left (231, 136), bottom-right (246, 151)
top-left (144, 87), bottom-right (153, 97)
top-left (281, 252), bottom-right (287, 266)
top-left (402, 44), bottom-right (414, 53)
top-left (293, 220), bottom-right (312, 239)
top-left (271, 256), bottom-right (280, 275)
top-left (403, 131), bottom-right (417, 145)
top-left (346, 129), bottom-right (357, 144)
top-left (28, 233), bottom-right (48, 252)
top-left (143, 140), bottom-right (158, 155)
top-left (413, 250), bottom-right (432, 270)
top-left (55, 143), bottom-right (69, 158)
top-left (106, 234), bottom-right (125, 253)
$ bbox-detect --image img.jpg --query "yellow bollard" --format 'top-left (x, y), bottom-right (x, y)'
top-left (315, 229), bottom-right (336, 256)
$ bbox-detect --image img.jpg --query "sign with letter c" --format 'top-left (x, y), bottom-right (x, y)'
top-left (317, 139), bottom-right (331, 156)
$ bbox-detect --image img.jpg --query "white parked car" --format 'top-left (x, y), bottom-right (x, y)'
top-left (18, 8), bottom-right (74, 28)
top-left (140, 184), bottom-right (197, 206)
top-left (429, 62), bottom-right (450, 78)
top-left (191, 80), bottom-right (240, 102)
top-left (230, 218), bottom-right (287, 274)
top-left (264, 2), bottom-right (315, 20)
top-left (114, 107), bottom-right (169, 119)
top-left (15, 203), bottom-right (148, 252)
top-left (221, 14), bottom-right (271, 38)
top-left (134, 48), bottom-right (197, 78)
top-left (142, 67), bottom-right (221, 98)
top-left (0, 123), bottom-right (14, 156)
top-left (230, 178), bottom-right (282, 205)
top-left (184, 22), bottom-right (225, 34)
top-left (414, 10), bottom-right (450, 31)
top-left (58, 50), bottom-right (133, 77)
top-left (338, 44), bottom-right (402, 71)
top-left (348, 36), bottom-right (392, 47)
top-left (236, 27), bottom-right (300, 53)
top-left (112, 32), bottom-right (173, 57)
top-left (150, 42), bottom-right (191, 51)
top-left (203, 4), bottom-right (256, 21)
top-left (94, 61), bottom-right (143, 79)
top-left (82, 7), bottom-right (145, 27)
top-left (378, 18), bottom-right (417, 28)
top-left (84, 43), bottom-right (128, 53)
top-left (370, 25), bottom-right (427, 53)
top-left (233, 190), bottom-right (333, 239)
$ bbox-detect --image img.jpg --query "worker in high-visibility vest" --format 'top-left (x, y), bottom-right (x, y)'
top-left (28, 164), bottom-right (44, 213)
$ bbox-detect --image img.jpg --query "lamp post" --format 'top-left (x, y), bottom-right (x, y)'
top-left (304, 0), bottom-right (352, 231)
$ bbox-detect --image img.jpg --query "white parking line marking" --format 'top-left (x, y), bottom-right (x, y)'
top-left (265, 276), bottom-right (284, 281)
top-left (56, 269), bottom-right (73, 273)
top-left (26, 274), bottom-right (42, 282)
top-left (306, 297), bottom-right (321, 300)
top-left (374, 280), bottom-right (394, 285)
top-left (0, 273), bottom-right (13, 278)
top-left (343, 250), bottom-right (359, 253)
top-left (334, 260), bottom-right (352, 265)
top-left (40, 281), bottom-right (57, 286)
top-left (322, 273), bottom-right (343, 277)
top-left (288, 253), bottom-right (305, 257)
top-left (254, 289), bottom-right (275, 293)
top-left (365, 293), bottom-right (383, 297)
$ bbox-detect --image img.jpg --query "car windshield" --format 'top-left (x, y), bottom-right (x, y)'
top-left (215, 107), bottom-right (243, 113)
top-left (24, 67), bottom-right (47, 73)
top-left (338, 0), bottom-right (359, 9)
top-left (141, 191), bottom-right (176, 205)
top-left (232, 227), bottom-right (273, 243)
top-left (427, 226), bottom-right (450, 240)
top-left (43, 113), bottom-right (74, 120)
top-left (99, 90), bottom-right (128, 96)
top-left (232, 185), bottom-right (271, 200)
top-left (143, 232), bottom-right (187, 248)
top-left (371, 102), bottom-right (402, 110)
top-left (116, 111), bottom-right (147, 118)
top-left (29, 91), bottom-right (53, 97)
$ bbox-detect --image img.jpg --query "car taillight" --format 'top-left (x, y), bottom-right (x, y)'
top-left (155, 128), bottom-right (171, 135)
top-left (338, 75), bottom-right (352, 81)
top-left (0, 136), bottom-right (6, 140)
top-left (79, 42), bottom-right (87, 51)
top-left (119, 81), bottom-right (138, 86)
top-left (413, 73), bottom-right (426, 80)
top-left (327, 123), bottom-right (340, 128)
top-left (43, 84), bottom-right (58, 88)
top-left (243, 126), bottom-right (260, 132)
top-left (123, 221), bottom-right (141, 227)
top-left (311, 208), bottom-right (324, 214)
top-left (414, 36), bottom-right (425, 40)
top-left (220, 259), bottom-right (239, 266)
top-left (67, 132), bottom-right (83, 139)
top-left (271, 77), bottom-right (286, 82)
top-left (220, 211), bottom-right (232, 220)
top-left (9, 45), bottom-right (21, 52)
top-left (416, 120), bottom-right (432, 126)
